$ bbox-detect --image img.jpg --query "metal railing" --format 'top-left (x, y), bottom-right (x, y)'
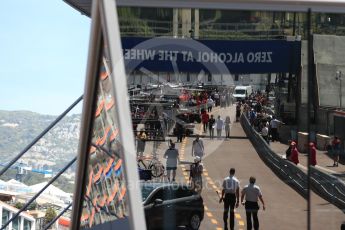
top-left (119, 19), bottom-right (288, 40)
top-left (240, 114), bottom-right (308, 197)
top-left (241, 114), bottom-right (345, 211)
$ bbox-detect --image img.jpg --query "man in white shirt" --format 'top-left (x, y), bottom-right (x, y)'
top-left (214, 92), bottom-right (220, 106)
top-left (207, 97), bottom-right (214, 112)
top-left (269, 116), bottom-right (284, 142)
top-left (219, 168), bottom-right (240, 230)
top-left (216, 115), bottom-right (224, 139)
top-left (261, 123), bottom-right (269, 144)
top-left (191, 135), bottom-right (204, 158)
top-left (241, 176), bottom-right (265, 230)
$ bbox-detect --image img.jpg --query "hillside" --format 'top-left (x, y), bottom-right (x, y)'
top-left (0, 110), bottom-right (81, 172)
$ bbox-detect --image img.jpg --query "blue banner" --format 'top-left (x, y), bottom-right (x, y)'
top-left (121, 37), bottom-right (301, 74)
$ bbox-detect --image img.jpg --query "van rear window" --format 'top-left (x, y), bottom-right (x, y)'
top-left (235, 90), bottom-right (246, 94)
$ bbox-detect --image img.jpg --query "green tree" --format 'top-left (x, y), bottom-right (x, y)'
top-left (14, 202), bottom-right (24, 209)
top-left (27, 202), bottom-right (37, 210)
top-left (44, 207), bottom-right (57, 226)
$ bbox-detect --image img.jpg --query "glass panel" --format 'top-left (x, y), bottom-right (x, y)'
top-left (12, 217), bottom-right (20, 230)
top-left (1, 209), bottom-right (10, 230)
top-left (79, 44), bottom-right (129, 228)
top-left (119, 7), bottom-right (313, 230)
top-left (23, 219), bottom-right (32, 230)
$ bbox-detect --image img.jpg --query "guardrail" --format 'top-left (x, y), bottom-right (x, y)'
top-left (310, 167), bottom-right (345, 211)
top-left (241, 114), bottom-right (345, 212)
top-left (240, 114), bottom-right (308, 197)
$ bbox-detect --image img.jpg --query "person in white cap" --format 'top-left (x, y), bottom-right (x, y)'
top-left (189, 156), bottom-right (203, 194)
top-left (192, 135), bottom-right (204, 159)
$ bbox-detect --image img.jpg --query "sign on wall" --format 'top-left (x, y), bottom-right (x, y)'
top-left (121, 37), bottom-right (301, 74)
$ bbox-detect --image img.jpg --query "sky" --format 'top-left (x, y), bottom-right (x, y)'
top-left (0, 0), bottom-right (91, 115)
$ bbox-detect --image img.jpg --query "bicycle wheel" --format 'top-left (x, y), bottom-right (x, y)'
top-left (149, 162), bottom-right (165, 178)
top-left (137, 160), bottom-right (147, 170)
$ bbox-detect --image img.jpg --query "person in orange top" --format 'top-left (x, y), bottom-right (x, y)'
top-left (288, 142), bottom-right (299, 165)
top-left (309, 142), bottom-right (317, 166)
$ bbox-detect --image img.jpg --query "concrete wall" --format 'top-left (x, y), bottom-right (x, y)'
top-left (301, 35), bottom-right (345, 107)
top-left (297, 105), bottom-right (336, 135)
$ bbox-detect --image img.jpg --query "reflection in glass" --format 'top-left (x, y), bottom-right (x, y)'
top-left (80, 48), bottom-right (128, 228)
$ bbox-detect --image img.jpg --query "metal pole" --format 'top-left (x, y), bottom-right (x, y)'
top-left (307, 8), bottom-right (312, 230)
top-left (340, 72), bottom-right (342, 109)
top-left (43, 203), bottom-right (72, 230)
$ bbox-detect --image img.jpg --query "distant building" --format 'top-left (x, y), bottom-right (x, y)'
top-left (0, 200), bottom-right (35, 230)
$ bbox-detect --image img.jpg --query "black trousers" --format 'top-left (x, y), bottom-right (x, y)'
top-left (245, 201), bottom-right (259, 230)
top-left (223, 193), bottom-right (236, 230)
top-left (203, 122), bottom-right (208, 132)
top-left (271, 128), bottom-right (278, 141)
top-left (209, 128), bottom-right (214, 139)
top-left (177, 133), bottom-right (183, 142)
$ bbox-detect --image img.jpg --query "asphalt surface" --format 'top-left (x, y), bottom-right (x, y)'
top-left (174, 105), bottom-right (344, 230)
top-left (143, 105), bottom-right (344, 229)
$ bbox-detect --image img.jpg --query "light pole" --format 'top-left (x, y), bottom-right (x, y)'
top-left (336, 70), bottom-right (342, 109)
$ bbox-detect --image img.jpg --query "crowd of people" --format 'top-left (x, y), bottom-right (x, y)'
top-left (181, 89), bottom-right (234, 112)
top-left (235, 91), bottom-right (285, 143)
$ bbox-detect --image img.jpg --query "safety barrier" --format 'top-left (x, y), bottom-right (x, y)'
top-left (241, 114), bottom-right (345, 212)
top-left (240, 114), bottom-right (308, 197)
top-left (310, 167), bottom-right (345, 211)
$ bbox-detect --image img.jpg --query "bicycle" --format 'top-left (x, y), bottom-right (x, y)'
top-left (137, 156), bottom-right (165, 178)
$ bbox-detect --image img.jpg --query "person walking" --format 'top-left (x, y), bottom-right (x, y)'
top-left (219, 168), bottom-right (240, 230)
top-left (207, 97), bottom-right (214, 112)
top-left (163, 142), bottom-right (179, 182)
top-left (288, 142), bottom-right (299, 165)
top-left (208, 115), bottom-right (216, 139)
top-left (241, 176), bottom-right (265, 230)
top-left (192, 135), bottom-right (205, 159)
top-left (269, 116), bottom-right (284, 142)
top-left (285, 140), bottom-right (293, 159)
top-left (201, 111), bottom-right (210, 133)
top-left (136, 129), bottom-right (147, 158)
top-left (249, 109), bottom-right (257, 127)
top-left (189, 156), bottom-right (203, 194)
top-left (216, 115), bottom-right (224, 139)
top-left (175, 123), bottom-right (184, 143)
top-left (261, 123), bottom-right (269, 144)
top-left (225, 116), bottom-right (231, 139)
top-left (332, 136), bottom-right (341, 167)
top-left (214, 91), bottom-right (220, 107)
top-left (236, 103), bottom-right (241, 122)
top-left (309, 142), bottom-right (317, 166)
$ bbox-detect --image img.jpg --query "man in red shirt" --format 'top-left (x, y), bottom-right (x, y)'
top-left (288, 142), bottom-right (299, 165)
top-left (201, 111), bottom-right (210, 133)
top-left (309, 142), bottom-right (317, 166)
